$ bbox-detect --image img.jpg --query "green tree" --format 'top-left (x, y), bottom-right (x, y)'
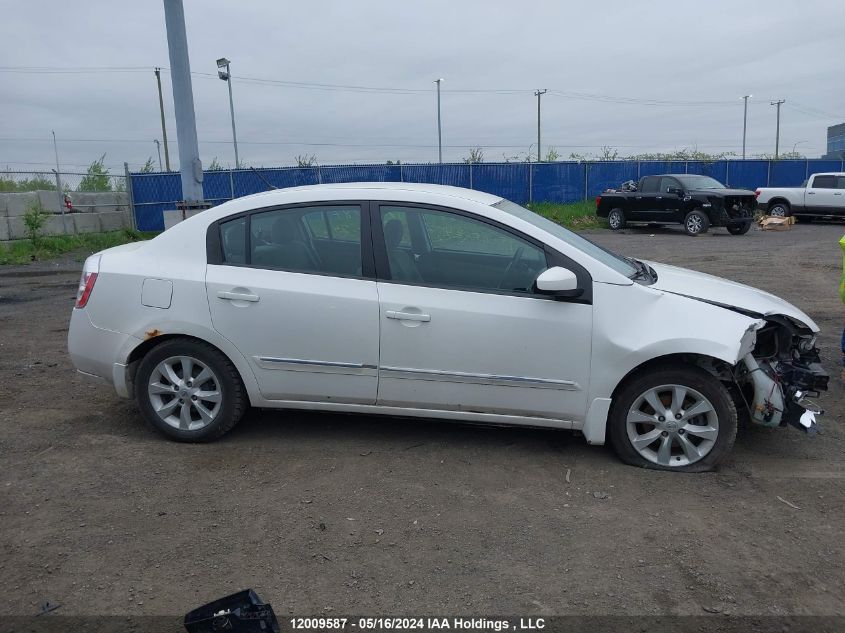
top-left (78, 155), bottom-right (112, 191)
top-left (208, 157), bottom-right (223, 170)
top-left (139, 157), bottom-right (156, 173)
top-left (295, 154), bottom-right (318, 167)
top-left (463, 147), bottom-right (485, 164)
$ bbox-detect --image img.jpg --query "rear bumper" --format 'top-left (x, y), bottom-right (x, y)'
top-left (67, 308), bottom-right (138, 399)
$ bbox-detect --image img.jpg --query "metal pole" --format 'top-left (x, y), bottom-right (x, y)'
top-left (163, 0), bottom-right (204, 202)
top-left (225, 62), bottom-right (240, 168)
top-left (154, 68), bottom-right (171, 171)
top-left (742, 95), bottom-right (750, 160)
top-left (771, 99), bottom-right (785, 159)
top-left (534, 89), bottom-right (547, 162)
top-left (435, 79), bottom-right (443, 164)
top-left (154, 139), bottom-right (162, 171)
top-left (51, 131), bottom-right (70, 234)
top-left (124, 161), bottom-right (138, 232)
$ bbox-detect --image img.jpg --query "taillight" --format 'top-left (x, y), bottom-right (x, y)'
top-left (754, 189), bottom-right (761, 199)
top-left (595, 195), bottom-right (602, 208)
top-left (75, 254), bottom-right (101, 308)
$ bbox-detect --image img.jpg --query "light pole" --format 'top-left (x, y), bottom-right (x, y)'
top-left (217, 57), bottom-right (240, 168)
top-left (534, 89), bottom-right (547, 162)
top-left (770, 99), bottom-right (785, 159)
top-left (434, 78), bottom-right (443, 163)
top-left (741, 95), bottom-right (751, 160)
top-left (154, 139), bottom-right (163, 171)
top-left (792, 140), bottom-right (807, 156)
top-left (153, 68), bottom-right (171, 171)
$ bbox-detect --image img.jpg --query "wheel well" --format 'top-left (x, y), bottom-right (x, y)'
top-left (125, 334), bottom-right (248, 396)
top-left (768, 198), bottom-right (790, 209)
top-left (610, 353), bottom-right (733, 402)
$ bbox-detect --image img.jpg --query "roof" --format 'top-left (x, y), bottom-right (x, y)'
top-left (251, 182), bottom-right (503, 205)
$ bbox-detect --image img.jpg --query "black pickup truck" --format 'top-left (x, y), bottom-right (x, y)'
top-left (595, 174), bottom-right (756, 236)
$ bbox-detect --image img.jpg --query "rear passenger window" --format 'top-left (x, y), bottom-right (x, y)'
top-left (249, 205), bottom-right (362, 276)
top-left (219, 217), bottom-right (246, 265)
top-left (812, 175), bottom-right (837, 188)
top-left (639, 177), bottom-right (659, 193)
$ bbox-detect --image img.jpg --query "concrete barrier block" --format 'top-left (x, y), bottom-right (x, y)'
top-left (37, 190), bottom-right (63, 213)
top-left (5, 192), bottom-right (39, 217)
top-left (73, 213), bottom-right (101, 234)
top-left (0, 218), bottom-right (9, 241)
top-left (42, 214), bottom-right (73, 236)
top-left (98, 211), bottom-right (128, 232)
top-left (69, 192), bottom-right (96, 212)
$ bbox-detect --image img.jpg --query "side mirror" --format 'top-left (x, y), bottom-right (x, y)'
top-left (667, 186), bottom-right (684, 196)
top-left (535, 266), bottom-right (583, 299)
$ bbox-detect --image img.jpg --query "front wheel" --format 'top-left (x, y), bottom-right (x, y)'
top-left (683, 210), bottom-right (710, 236)
top-left (768, 201), bottom-right (790, 217)
top-left (135, 338), bottom-right (246, 442)
top-left (608, 365), bottom-right (737, 472)
top-left (726, 222), bottom-right (751, 235)
top-left (607, 208), bottom-right (626, 230)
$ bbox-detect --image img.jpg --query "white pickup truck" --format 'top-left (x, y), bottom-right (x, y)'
top-left (755, 172), bottom-right (845, 218)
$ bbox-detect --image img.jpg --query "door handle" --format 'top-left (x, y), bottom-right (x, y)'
top-left (217, 290), bottom-right (260, 302)
top-left (807, 191), bottom-right (815, 195)
top-left (834, 192), bottom-right (842, 196)
top-left (385, 310), bottom-right (430, 322)
top-left (656, 196), bottom-right (663, 200)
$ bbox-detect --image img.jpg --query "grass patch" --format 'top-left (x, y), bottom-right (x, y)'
top-left (0, 229), bottom-right (158, 265)
top-left (527, 200), bottom-right (605, 230)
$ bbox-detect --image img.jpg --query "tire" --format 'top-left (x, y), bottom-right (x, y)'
top-left (607, 208), bottom-right (626, 230)
top-left (683, 210), bottom-right (710, 236)
top-left (768, 201), bottom-right (790, 217)
top-left (135, 338), bottom-right (246, 442)
top-left (608, 364), bottom-right (737, 472)
top-left (726, 222), bottom-right (751, 235)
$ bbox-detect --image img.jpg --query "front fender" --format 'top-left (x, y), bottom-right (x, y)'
top-left (581, 282), bottom-right (764, 444)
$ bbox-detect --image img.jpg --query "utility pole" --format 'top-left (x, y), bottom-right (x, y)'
top-left (154, 139), bottom-right (163, 171)
top-left (163, 0), bottom-right (203, 201)
top-left (154, 67), bottom-right (171, 171)
top-left (741, 95), bottom-right (751, 160)
top-left (434, 78), bottom-right (443, 163)
top-left (534, 89), bottom-right (547, 162)
top-left (217, 58), bottom-right (240, 168)
top-left (771, 99), bottom-right (785, 159)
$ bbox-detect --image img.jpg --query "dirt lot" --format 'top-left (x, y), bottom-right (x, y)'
top-left (1, 222), bottom-right (844, 622)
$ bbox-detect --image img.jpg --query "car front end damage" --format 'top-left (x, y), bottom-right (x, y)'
top-left (733, 316), bottom-right (828, 434)
top-left (700, 193), bottom-right (755, 228)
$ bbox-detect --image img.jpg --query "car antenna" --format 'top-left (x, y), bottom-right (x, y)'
top-left (250, 167), bottom-right (278, 190)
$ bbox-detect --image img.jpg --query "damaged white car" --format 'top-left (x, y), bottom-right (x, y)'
top-left (67, 183), bottom-right (828, 471)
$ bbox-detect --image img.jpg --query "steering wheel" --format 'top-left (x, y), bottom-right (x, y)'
top-left (499, 247), bottom-right (524, 289)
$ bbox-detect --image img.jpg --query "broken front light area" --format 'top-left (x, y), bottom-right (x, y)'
top-left (734, 317), bottom-right (828, 435)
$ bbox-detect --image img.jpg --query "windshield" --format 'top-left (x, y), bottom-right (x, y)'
top-left (492, 199), bottom-right (637, 277)
top-left (675, 175), bottom-right (725, 190)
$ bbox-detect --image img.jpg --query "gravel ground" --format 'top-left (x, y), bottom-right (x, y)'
top-left (0, 222), bottom-right (843, 621)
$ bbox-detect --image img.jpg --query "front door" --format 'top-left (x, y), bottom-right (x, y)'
top-left (373, 203), bottom-right (593, 422)
top-left (205, 204), bottom-right (379, 404)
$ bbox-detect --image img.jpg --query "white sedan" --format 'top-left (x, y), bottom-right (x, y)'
top-left (68, 183), bottom-right (828, 471)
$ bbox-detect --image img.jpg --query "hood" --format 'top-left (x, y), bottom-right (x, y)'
top-left (644, 261), bottom-right (818, 331)
top-left (688, 188), bottom-right (756, 197)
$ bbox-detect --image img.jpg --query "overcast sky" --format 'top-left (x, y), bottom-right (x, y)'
top-left (1, 0), bottom-right (843, 173)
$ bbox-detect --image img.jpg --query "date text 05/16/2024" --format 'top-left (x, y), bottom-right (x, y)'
top-left (289, 617), bottom-right (546, 631)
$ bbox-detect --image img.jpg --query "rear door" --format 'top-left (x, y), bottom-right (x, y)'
top-left (635, 176), bottom-right (663, 220)
top-left (806, 175), bottom-right (839, 214)
top-left (205, 203), bottom-right (379, 404)
top-left (372, 202), bottom-right (593, 423)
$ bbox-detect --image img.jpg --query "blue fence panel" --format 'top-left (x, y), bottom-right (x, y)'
top-left (769, 160), bottom-right (807, 187)
top-left (400, 164), bottom-right (471, 188)
top-left (686, 161), bottom-right (728, 183)
top-left (637, 161), bottom-right (673, 177)
top-left (586, 162), bottom-right (637, 198)
top-left (807, 159), bottom-right (845, 175)
top-left (470, 163), bottom-right (530, 203)
top-left (726, 160), bottom-right (769, 189)
top-left (532, 162), bottom-right (586, 203)
top-left (320, 164), bottom-right (402, 184)
top-left (203, 170), bottom-right (234, 203)
top-left (131, 172), bottom-right (181, 231)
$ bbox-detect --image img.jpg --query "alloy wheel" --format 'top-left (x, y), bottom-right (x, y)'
top-left (769, 205), bottom-right (787, 217)
top-left (686, 214), bottom-right (703, 234)
top-left (147, 355), bottom-right (222, 431)
top-left (625, 384), bottom-right (719, 467)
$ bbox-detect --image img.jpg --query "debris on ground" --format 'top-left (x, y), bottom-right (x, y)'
top-left (776, 495), bottom-right (802, 510)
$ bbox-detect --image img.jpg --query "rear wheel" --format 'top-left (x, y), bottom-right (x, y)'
top-left (768, 201), bottom-right (790, 217)
top-left (607, 208), bottom-right (626, 230)
top-left (683, 210), bottom-right (710, 236)
top-left (726, 222), bottom-right (751, 235)
top-left (136, 338), bottom-right (246, 442)
top-left (608, 365), bottom-right (737, 472)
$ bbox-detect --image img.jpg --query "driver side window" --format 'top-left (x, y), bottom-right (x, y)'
top-left (379, 205), bottom-right (547, 294)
